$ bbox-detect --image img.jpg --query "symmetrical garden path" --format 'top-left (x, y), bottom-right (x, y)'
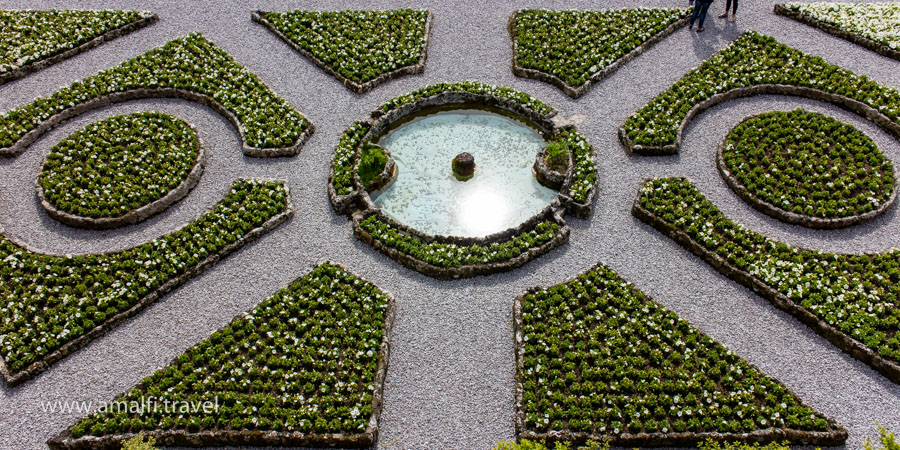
top-left (0, 0), bottom-right (898, 448)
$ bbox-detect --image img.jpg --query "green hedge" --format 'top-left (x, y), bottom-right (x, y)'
top-left (360, 215), bottom-right (560, 268)
top-left (331, 122), bottom-right (370, 196)
top-left (259, 9), bottom-right (428, 85)
top-left (0, 33), bottom-right (310, 151)
top-left (512, 8), bottom-right (689, 88)
top-left (38, 112), bottom-right (200, 219)
top-left (551, 129), bottom-right (595, 204)
top-left (782, 2), bottom-right (900, 51)
top-left (0, 9), bottom-right (153, 77)
top-left (380, 80), bottom-right (554, 116)
top-left (519, 263), bottom-right (836, 441)
top-left (0, 179), bottom-right (290, 378)
top-left (721, 109), bottom-right (894, 219)
top-left (636, 177), bottom-right (900, 363)
top-left (68, 262), bottom-right (388, 440)
top-left (621, 31), bottom-right (900, 151)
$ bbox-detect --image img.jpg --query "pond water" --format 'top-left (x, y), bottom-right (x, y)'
top-left (372, 109), bottom-right (558, 237)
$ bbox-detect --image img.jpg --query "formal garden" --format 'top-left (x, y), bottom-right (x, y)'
top-left (0, 1), bottom-right (898, 449)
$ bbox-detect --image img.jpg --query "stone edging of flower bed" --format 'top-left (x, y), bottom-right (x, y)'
top-left (329, 88), bottom-right (598, 279)
top-left (630, 178), bottom-right (900, 384)
top-left (512, 261), bottom-right (850, 447)
top-left (252, 10), bottom-right (433, 95)
top-left (0, 87), bottom-right (314, 158)
top-left (0, 179), bottom-right (294, 387)
top-left (0, 13), bottom-right (159, 86)
top-left (35, 119), bottom-right (207, 230)
top-left (507, 10), bottom-right (690, 99)
top-left (618, 84), bottom-right (900, 156)
top-left (46, 261), bottom-right (393, 449)
top-left (774, 4), bottom-right (900, 62)
top-left (716, 116), bottom-right (899, 229)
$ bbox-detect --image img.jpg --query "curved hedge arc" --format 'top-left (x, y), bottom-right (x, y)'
top-left (0, 9), bottom-right (158, 85)
top-left (632, 177), bottom-right (900, 384)
top-left (37, 112), bottom-right (205, 229)
top-left (509, 8), bottom-right (690, 99)
top-left (775, 3), bottom-right (900, 61)
top-left (48, 262), bottom-right (393, 449)
top-left (328, 81), bottom-right (599, 279)
top-left (0, 33), bottom-right (313, 158)
top-left (0, 179), bottom-right (293, 386)
top-left (619, 31), bottom-right (900, 155)
top-left (252, 9), bottom-right (432, 94)
top-left (515, 263), bottom-right (847, 447)
top-left (718, 109), bottom-right (897, 229)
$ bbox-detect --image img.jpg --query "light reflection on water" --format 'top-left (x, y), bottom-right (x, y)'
top-left (372, 109), bottom-right (557, 237)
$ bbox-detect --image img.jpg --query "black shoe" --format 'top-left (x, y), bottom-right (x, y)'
top-left (697, 26), bottom-right (705, 32)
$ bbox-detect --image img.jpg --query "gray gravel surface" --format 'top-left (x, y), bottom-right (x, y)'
top-left (0, 0), bottom-right (898, 448)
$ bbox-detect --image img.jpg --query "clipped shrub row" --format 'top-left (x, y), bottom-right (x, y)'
top-left (378, 81), bottom-right (554, 117)
top-left (516, 262), bottom-right (846, 447)
top-left (38, 112), bottom-right (202, 223)
top-left (50, 262), bottom-right (391, 449)
top-left (330, 122), bottom-right (370, 197)
top-left (719, 109), bottom-right (895, 227)
top-left (776, 2), bottom-right (900, 60)
top-left (620, 31), bottom-right (900, 154)
top-left (553, 129), bottom-right (596, 207)
top-left (254, 9), bottom-right (430, 93)
top-left (510, 8), bottom-right (689, 98)
top-left (0, 33), bottom-right (312, 157)
top-left (0, 179), bottom-right (292, 386)
top-left (632, 177), bottom-right (900, 383)
top-left (0, 9), bottom-right (157, 84)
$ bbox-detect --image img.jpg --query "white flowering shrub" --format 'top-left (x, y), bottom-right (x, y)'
top-left (38, 112), bottom-right (200, 219)
top-left (512, 8), bottom-right (689, 89)
top-left (519, 263), bottom-right (837, 441)
top-left (0, 180), bottom-right (290, 379)
top-left (622, 31), bottom-right (900, 151)
top-left (0, 33), bottom-right (310, 151)
top-left (551, 129), bottom-right (595, 205)
top-left (331, 122), bottom-right (370, 196)
top-left (260, 9), bottom-right (428, 85)
top-left (380, 80), bottom-right (554, 116)
top-left (0, 9), bottom-right (153, 77)
top-left (783, 2), bottom-right (900, 50)
top-left (68, 263), bottom-right (388, 440)
top-left (637, 178), bottom-right (900, 365)
top-left (722, 109), bottom-right (895, 220)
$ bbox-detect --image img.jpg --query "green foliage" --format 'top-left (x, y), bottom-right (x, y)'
top-left (623, 31), bottom-right (900, 150)
top-left (360, 215), bottom-right (561, 268)
top-left (38, 112), bottom-right (200, 219)
top-left (381, 81), bottom-right (553, 117)
top-left (495, 439), bottom-right (608, 450)
top-left (543, 140), bottom-right (569, 173)
top-left (358, 143), bottom-right (387, 190)
top-left (70, 263), bottom-right (388, 439)
top-left (0, 9), bottom-right (153, 76)
top-left (331, 122), bottom-right (370, 196)
top-left (121, 433), bottom-right (156, 450)
top-left (261, 9), bottom-right (429, 85)
top-left (513, 8), bottom-right (689, 88)
top-left (722, 109), bottom-right (895, 220)
top-left (549, 130), bottom-right (595, 204)
top-left (0, 33), bottom-right (309, 150)
top-left (698, 438), bottom-right (790, 450)
top-left (519, 261), bottom-right (835, 441)
top-left (0, 180), bottom-right (290, 376)
top-left (784, 2), bottom-right (900, 51)
top-left (637, 177), bottom-right (900, 364)
top-left (865, 426), bottom-right (900, 450)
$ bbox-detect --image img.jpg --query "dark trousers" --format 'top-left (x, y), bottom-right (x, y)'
top-left (725, 0), bottom-right (738, 14)
top-left (690, 0), bottom-right (714, 27)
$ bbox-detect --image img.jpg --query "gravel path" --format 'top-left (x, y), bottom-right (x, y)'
top-left (0, 0), bottom-right (898, 448)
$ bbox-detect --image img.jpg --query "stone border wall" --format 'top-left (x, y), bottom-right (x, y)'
top-left (0, 13), bottom-right (159, 86)
top-left (508, 9), bottom-right (690, 99)
top-left (0, 179), bottom-right (295, 387)
top-left (0, 87), bottom-right (314, 159)
top-left (36, 119), bottom-right (207, 230)
top-left (630, 178), bottom-right (900, 384)
top-left (252, 10), bottom-right (433, 94)
top-left (775, 4), bottom-right (900, 62)
top-left (46, 261), bottom-right (393, 449)
top-left (512, 261), bottom-right (849, 447)
top-left (716, 115), bottom-right (899, 229)
top-left (619, 84), bottom-right (900, 156)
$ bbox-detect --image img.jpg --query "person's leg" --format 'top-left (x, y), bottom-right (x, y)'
top-left (731, 0), bottom-right (738, 20)
top-left (697, 1), bottom-right (711, 30)
top-left (689, 3), bottom-right (701, 28)
top-left (720, 0), bottom-right (731, 18)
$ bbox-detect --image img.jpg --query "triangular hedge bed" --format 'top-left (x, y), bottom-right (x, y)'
top-left (48, 262), bottom-right (393, 449)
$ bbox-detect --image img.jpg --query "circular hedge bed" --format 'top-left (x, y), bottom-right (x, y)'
top-left (719, 109), bottom-right (896, 228)
top-left (38, 112), bottom-right (203, 228)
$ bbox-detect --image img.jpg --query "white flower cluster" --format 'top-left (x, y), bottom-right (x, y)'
top-left (785, 2), bottom-right (900, 50)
